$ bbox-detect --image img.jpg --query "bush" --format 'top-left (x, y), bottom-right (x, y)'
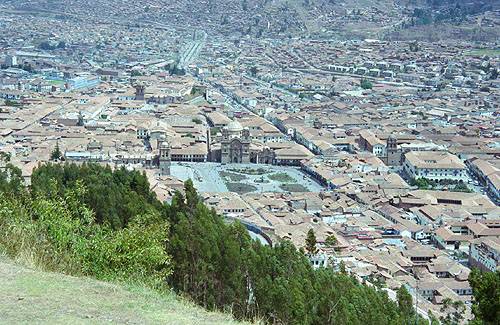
top-left (31, 163), bottom-right (161, 229)
top-left (0, 166), bottom-right (171, 287)
top-left (360, 79), bottom-right (373, 90)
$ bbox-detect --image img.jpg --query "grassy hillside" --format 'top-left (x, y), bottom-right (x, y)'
top-left (0, 257), bottom-right (244, 325)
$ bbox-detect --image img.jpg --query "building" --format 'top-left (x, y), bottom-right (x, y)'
top-left (158, 140), bottom-right (171, 175)
top-left (221, 120), bottom-right (251, 163)
top-left (66, 75), bottom-right (100, 91)
top-left (135, 84), bottom-right (145, 101)
top-left (403, 151), bottom-right (467, 182)
top-left (467, 158), bottom-right (500, 203)
top-left (386, 135), bottom-right (401, 166)
top-left (469, 238), bottom-right (500, 272)
top-left (358, 130), bottom-right (386, 158)
top-left (4, 55), bottom-right (17, 67)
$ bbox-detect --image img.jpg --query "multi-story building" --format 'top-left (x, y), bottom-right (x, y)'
top-left (403, 151), bottom-right (467, 182)
top-left (469, 238), bottom-right (500, 272)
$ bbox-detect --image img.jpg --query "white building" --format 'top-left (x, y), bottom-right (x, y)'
top-left (469, 238), bottom-right (500, 272)
top-left (4, 55), bottom-right (17, 67)
top-left (403, 151), bottom-right (467, 182)
top-left (309, 251), bottom-right (330, 269)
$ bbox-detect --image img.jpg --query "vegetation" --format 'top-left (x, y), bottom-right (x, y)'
top-left (130, 70), bottom-right (143, 77)
top-left (439, 298), bottom-right (465, 325)
top-left (267, 172), bottom-right (296, 183)
top-left (210, 127), bottom-right (221, 136)
top-left (0, 165), bottom-right (170, 286)
top-left (0, 259), bottom-right (240, 324)
top-left (219, 171), bottom-right (247, 182)
top-left (228, 167), bottom-right (269, 175)
top-left (30, 163), bottom-right (161, 229)
top-left (412, 177), bottom-right (434, 189)
top-left (39, 40), bottom-right (66, 51)
top-left (50, 142), bottom-right (62, 161)
top-left (469, 269), bottom-right (500, 324)
top-left (411, 177), bottom-right (472, 192)
top-left (4, 99), bottom-right (21, 107)
top-left (397, 286), bottom-right (415, 324)
top-left (324, 234), bottom-right (338, 247)
top-left (225, 182), bottom-right (257, 194)
top-left (250, 66), bottom-right (258, 77)
top-left (280, 183), bottom-right (308, 192)
top-left (360, 79), bottom-right (373, 90)
top-left (305, 229), bottom-right (318, 255)
top-left (409, 1), bottom-right (494, 27)
top-left (6, 162), bottom-right (496, 324)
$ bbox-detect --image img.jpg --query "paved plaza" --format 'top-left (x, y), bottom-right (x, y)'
top-left (170, 162), bottom-right (324, 193)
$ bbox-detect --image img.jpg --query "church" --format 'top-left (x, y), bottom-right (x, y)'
top-left (220, 121), bottom-right (251, 163)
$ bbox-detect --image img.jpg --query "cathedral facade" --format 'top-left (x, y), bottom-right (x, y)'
top-left (221, 121), bottom-right (251, 163)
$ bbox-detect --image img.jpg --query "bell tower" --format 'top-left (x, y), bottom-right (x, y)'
top-left (135, 84), bottom-right (145, 101)
top-left (159, 140), bottom-right (171, 175)
top-left (386, 135), bottom-right (400, 166)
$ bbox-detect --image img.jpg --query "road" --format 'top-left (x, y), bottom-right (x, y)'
top-left (178, 31), bottom-right (207, 69)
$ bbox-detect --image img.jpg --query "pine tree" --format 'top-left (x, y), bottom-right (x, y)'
top-left (397, 285), bottom-right (414, 320)
top-left (305, 229), bottom-right (318, 255)
top-left (50, 142), bottom-right (62, 161)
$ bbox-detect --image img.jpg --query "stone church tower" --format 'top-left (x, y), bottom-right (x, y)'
top-left (386, 134), bottom-right (401, 166)
top-left (135, 84), bottom-right (145, 101)
top-left (158, 139), bottom-right (171, 175)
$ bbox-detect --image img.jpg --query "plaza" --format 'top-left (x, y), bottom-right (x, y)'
top-left (170, 162), bottom-right (324, 194)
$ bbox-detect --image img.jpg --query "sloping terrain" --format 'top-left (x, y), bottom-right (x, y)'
top-left (3, 0), bottom-right (498, 40)
top-left (0, 259), bottom-right (244, 325)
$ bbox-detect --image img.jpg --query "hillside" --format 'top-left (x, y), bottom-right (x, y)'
top-left (4, 0), bottom-right (499, 40)
top-left (0, 258), bottom-right (244, 325)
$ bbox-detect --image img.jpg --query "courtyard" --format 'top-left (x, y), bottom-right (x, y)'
top-left (170, 162), bottom-right (324, 194)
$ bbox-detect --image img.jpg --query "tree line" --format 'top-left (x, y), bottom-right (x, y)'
top-left (0, 162), bottom-right (498, 324)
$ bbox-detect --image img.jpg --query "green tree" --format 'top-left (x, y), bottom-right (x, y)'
top-left (397, 285), bottom-right (414, 321)
top-left (305, 229), bottom-right (318, 255)
top-left (50, 142), bottom-right (62, 161)
top-left (469, 269), bottom-right (500, 324)
top-left (428, 309), bottom-right (440, 325)
top-left (325, 234), bottom-right (337, 247)
top-left (0, 163), bottom-right (24, 195)
top-left (338, 260), bottom-right (347, 274)
top-left (412, 177), bottom-right (432, 189)
top-left (131, 70), bottom-right (142, 77)
top-left (31, 163), bottom-right (161, 229)
top-left (360, 79), bottom-right (373, 90)
top-left (250, 66), bottom-right (258, 77)
top-left (440, 298), bottom-right (465, 325)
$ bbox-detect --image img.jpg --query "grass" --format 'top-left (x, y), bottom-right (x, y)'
top-left (279, 184), bottom-right (308, 192)
top-left (219, 171), bottom-right (247, 182)
top-left (0, 256), bottom-right (245, 325)
top-left (228, 167), bottom-right (269, 175)
top-left (226, 183), bottom-right (258, 194)
top-left (267, 172), bottom-right (296, 183)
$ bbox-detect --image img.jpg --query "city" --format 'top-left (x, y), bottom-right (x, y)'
top-left (0, 0), bottom-right (499, 324)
